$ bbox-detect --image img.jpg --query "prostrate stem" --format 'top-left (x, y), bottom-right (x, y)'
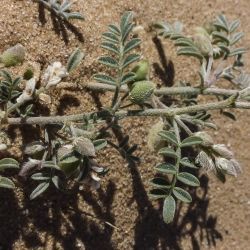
top-left (6, 98), bottom-right (250, 126)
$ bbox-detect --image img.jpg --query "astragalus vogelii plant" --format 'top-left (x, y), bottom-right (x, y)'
top-left (0, 12), bottom-right (250, 224)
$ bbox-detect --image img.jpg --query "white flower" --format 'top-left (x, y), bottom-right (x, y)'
top-left (42, 62), bottom-right (68, 89)
top-left (16, 78), bottom-right (36, 104)
top-left (212, 144), bottom-right (234, 160)
top-left (215, 157), bottom-right (242, 177)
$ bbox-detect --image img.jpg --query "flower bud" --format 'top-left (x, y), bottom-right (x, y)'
top-left (203, 22), bottom-right (216, 35)
top-left (132, 60), bottom-right (149, 82)
top-left (212, 144), bottom-right (233, 159)
top-left (0, 44), bottom-right (25, 67)
top-left (193, 131), bottom-right (214, 147)
top-left (129, 80), bottom-right (155, 104)
top-left (147, 119), bottom-right (166, 152)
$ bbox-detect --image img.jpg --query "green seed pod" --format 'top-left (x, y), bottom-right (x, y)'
top-left (147, 119), bottom-right (166, 152)
top-left (203, 22), bottom-right (216, 35)
top-left (0, 44), bottom-right (25, 67)
top-left (58, 156), bottom-right (80, 177)
top-left (23, 68), bottom-right (34, 80)
top-left (132, 60), bottom-right (149, 82)
top-left (129, 80), bottom-right (155, 104)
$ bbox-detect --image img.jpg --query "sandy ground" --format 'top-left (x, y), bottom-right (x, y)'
top-left (0, 0), bottom-right (249, 249)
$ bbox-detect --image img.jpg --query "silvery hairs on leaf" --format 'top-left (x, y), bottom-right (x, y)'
top-left (42, 62), bottom-right (68, 89)
top-left (16, 78), bottom-right (36, 104)
top-left (19, 158), bottom-right (42, 178)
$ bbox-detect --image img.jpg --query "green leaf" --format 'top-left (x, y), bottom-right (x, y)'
top-left (102, 32), bottom-right (119, 44)
top-left (120, 11), bottom-right (133, 36)
top-left (122, 54), bottom-right (140, 68)
top-left (229, 47), bottom-right (247, 57)
top-left (181, 136), bottom-right (203, 147)
top-left (173, 187), bottom-right (192, 203)
top-left (124, 38), bottom-right (141, 54)
top-left (0, 176), bottom-right (15, 189)
top-left (180, 158), bottom-right (198, 169)
top-left (177, 172), bottom-right (200, 187)
top-left (148, 188), bottom-right (168, 200)
top-left (64, 12), bottom-right (84, 20)
top-left (52, 176), bottom-right (60, 189)
top-left (108, 24), bottom-right (120, 36)
top-left (230, 32), bottom-right (244, 46)
top-left (229, 20), bottom-right (240, 33)
top-left (43, 161), bottom-right (60, 170)
top-left (30, 182), bottom-right (50, 200)
top-left (67, 48), bottom-right (84, 73)
top-left (121, 72), bottom-right (135, 85)
top-left (155, 163), bottom-right (177, 174)
top-left (215, 15), bottom-right (229, 32)
top-left (163, 195), bottom-right (176, 224)
top-left (158, 131), bottom-right (178, 146)
top-left (174, 38), bottom-right (194, 47)
top-left (94, 74), bottom-right (116, 85)
top-left (0, 158), bottom-right (19, 171)
top-left (31, 173), bottom-right (50, 181)
top-left (150, 177), bottom-right (171, 189)
top-left (101, 42), bottom-right (119, 55)
top-left (212, 31), bottom-right (230, 45)
top-left (177, 47), bottom-right (203, 60)
top-left (93, 139), bottom-right (107, 151)
top-left (158, 148), bottom-right (177, 158)
top-left (98, 56), bottom-right (118, 68)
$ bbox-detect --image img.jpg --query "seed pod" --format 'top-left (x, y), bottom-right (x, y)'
top-left (193, 28), bottom-right (213, 56)
top-left (58, 155), bottom-right (80, 177)
top-left (132, 60), bottom-right (149, 82)
top-left (73, 137), bottom-right (96, 157)
top-left (212, 144), bottom-right (233, 160)
top-left (195, 151), bottom-right (215, 172)
top-left (23, 68), bottom-right (34, 80)
top-left (0, 44), bottom-right (25, 67)
top-left (147, 119), bottom-right (166, 152)
top-left (129, 80), bottom-right (155, 104)
top-left (193, 131), bottom-right (214, 147)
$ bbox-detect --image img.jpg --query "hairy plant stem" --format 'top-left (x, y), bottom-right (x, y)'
top-left (85, 82), bottom-right (239, 97)
top-left (170, 119), bottom-right (181, 192)
top-left (5, 96), bottom-right (250, 125)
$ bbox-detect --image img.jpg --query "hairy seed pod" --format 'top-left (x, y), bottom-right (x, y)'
top-left (147, 119), bottom-right (166, 152)
top-left (0, 44), bottom-right (25, 67)
top-left (193, 28), bottom-right (213, 56)
top-left (132, 60), bottom-right (149, 82)
top-left (23, 68), bottom-right (34, 80)
top-left (73, 137), bottom-right (96, 157)
top-left (212, 144), bottom-right (234, 159)
top-left (24, 141), bottom-right (45, 159)
top-left (129, 80), bottom-right (155, 104)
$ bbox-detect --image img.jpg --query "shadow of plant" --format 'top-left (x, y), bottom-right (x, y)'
top-left (37, 2), bottom-right (84, 45)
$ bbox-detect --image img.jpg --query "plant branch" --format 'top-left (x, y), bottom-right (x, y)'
top-left (85, 82), bottom-right (239, 97)
top-left (5, 98), bottom-right (250, 126)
